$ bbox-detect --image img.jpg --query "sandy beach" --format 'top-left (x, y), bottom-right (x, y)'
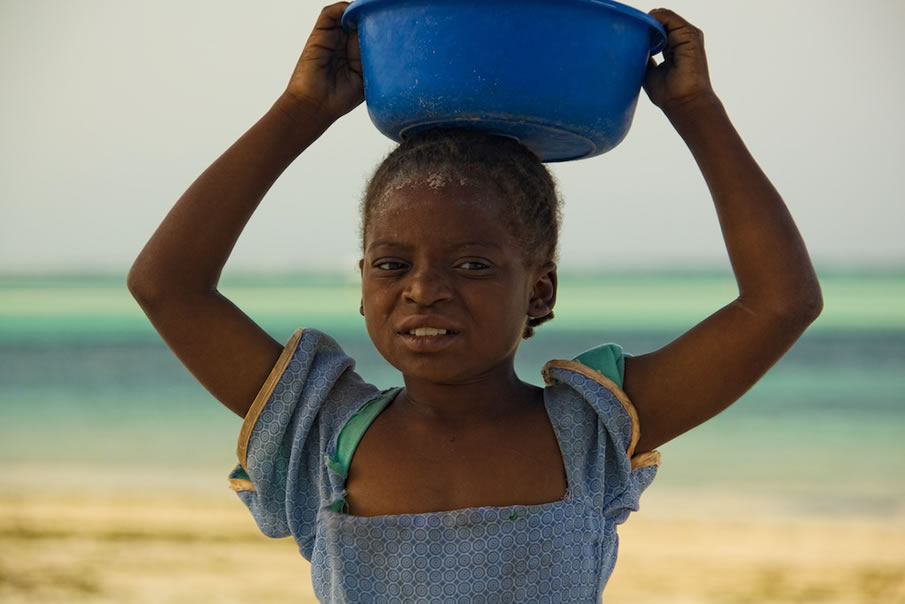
top-left (3, 486), bottom-right (903, 603)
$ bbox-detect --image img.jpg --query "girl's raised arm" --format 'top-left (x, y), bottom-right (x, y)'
top-left (622, 9), bottom-right (823, 453)
top-left (127, 3), bottom-right (363, 418)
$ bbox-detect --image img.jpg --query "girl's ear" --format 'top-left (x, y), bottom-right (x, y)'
top-left (528, 262), bottom-right (557, 318)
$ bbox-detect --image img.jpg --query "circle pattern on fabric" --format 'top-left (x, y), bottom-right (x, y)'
top-left (316, 500), bottom-right (602, 601)
top-left (233, 331), bottom-right (658, 602)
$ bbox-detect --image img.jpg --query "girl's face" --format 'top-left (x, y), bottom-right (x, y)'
top-left (360, 178), bottom-right (555, 385)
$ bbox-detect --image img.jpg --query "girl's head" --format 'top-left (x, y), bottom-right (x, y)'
top-left (361, 129), bottom-right (562, 340)
top-left (358, 129), bottom-right (562, 385)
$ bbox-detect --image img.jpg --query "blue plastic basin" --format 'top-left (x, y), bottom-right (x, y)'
top-left (342, 0), bottom-right (666, 162)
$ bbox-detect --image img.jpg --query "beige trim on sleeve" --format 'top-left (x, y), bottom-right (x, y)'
top-left (228, 478), bottom-right (257, 493)
top-left (236, 329), bottom-right (305, 472)
top-left (630, 450), bottom-right (661, 470)
top-left (542, 359), bottom-right (660, 469)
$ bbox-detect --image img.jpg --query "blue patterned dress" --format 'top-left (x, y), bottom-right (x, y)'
top-left (229, 329), bottom-right (659, 602)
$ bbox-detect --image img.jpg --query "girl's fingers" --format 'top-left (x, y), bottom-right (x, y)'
top-left (648, 8), bottom-right (693, 32)
top-left (647, 7), bottom-right (707, 71)
top-left (649, 8), bottom-right (704, 50)
top-left (306, 2), bottom-right (350, 46)
top-left (285, 1), bottom-right (363, 120)
top-left (320, 1), bottom-right (351, 22)
top-left (642, 8), bottom-right (712, 109)
top-left (310, 2), bottom-right (349, 39)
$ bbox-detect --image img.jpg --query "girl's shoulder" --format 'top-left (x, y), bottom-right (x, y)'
top-left (262, 326), bottom-right (381, 420)
top-left (230, 327), bottom-right (383, 543)
top-left (541, 343), bottom-right (659, 473)
top-left (237, 328), bottom-right (382, 472)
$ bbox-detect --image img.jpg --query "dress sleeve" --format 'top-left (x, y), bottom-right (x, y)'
top-left (227, 328), bottom-right (379, 552)
top-left (543, 350), bottom-right (660, 526)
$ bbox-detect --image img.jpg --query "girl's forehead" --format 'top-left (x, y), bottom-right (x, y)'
top-left (365, 179), bottom-right (515, 246)
top-left (381, 165), bottom-right (470, 192)
top-left (371, 177), bottom-right (508, 220)
top-left (377, 169), bottom-right (492, 201)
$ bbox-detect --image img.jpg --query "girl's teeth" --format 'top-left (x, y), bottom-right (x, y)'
top-left (409, 328), bottom-right (448, 336)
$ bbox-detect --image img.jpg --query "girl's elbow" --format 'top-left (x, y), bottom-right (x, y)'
top-left (127, 267), bottom-right (161, 311)
top-left (778, 282), bottom-right (824, 328)
top-left (797, 273), bottom-right (824, 323)
top-left (792, 292), bottom-right (823, 327)
top-left (126, 260), bottom-right (173, 310)
top-left (805, 285), bottom-right (824, 321)
top-left (743, 283), bottom-right (823, 330)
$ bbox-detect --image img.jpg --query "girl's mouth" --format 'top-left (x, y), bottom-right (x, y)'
top-left (407, 328), bottom-right (448, 336)
top-left (398, 328), bottom-right (458, 352)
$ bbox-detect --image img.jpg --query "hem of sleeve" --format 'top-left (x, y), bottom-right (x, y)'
top-left (630, 450), bottom-right (660, 471)
top-left (542, 358), bottom-right (659, 466)
top-left (236, 329), bottom-right (305, 472)
top-left (228, 478), bottom-right (257, 492)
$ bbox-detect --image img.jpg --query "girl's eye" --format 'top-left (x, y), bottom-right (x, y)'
top-left (458, 260), bottom-right (491, 270)
top-left (374, 260), bottom-right (406, 271)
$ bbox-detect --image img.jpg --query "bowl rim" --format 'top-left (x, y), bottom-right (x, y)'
top-left (342, 0), bottom-right (667, 55)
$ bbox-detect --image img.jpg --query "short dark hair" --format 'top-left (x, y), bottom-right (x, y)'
top-left (361, 128), bottom-right (562, 338)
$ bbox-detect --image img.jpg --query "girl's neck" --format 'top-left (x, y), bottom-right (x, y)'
top-left (398, 363), bottom-right (542, 426)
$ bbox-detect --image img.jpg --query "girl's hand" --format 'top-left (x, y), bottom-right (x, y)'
top-left (283, 2), bottom-right (364, 123)
top-left (643, 9), bottom-right (716, 113)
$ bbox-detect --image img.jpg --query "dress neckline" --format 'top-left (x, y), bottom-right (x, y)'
top-left (325, 386), bottom-right (574, 518)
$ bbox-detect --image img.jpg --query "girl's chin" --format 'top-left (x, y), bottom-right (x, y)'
top-left (388, 356), bottom-right (521, 388)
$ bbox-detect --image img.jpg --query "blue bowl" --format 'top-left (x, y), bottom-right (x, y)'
top-left (342, 0), bottom-right (666, 162)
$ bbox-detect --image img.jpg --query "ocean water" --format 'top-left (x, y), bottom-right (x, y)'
top-left (1, 271), bottom-right (903, 515)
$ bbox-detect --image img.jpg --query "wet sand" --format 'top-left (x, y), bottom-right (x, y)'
top-left (2, 489), bottom-right (903, 603)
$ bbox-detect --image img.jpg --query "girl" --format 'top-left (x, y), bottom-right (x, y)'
top-left (128, 3), bottom-right (822, 601)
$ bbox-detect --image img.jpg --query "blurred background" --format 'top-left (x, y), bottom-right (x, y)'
top-left (2, 0), bottom-right (903, 602)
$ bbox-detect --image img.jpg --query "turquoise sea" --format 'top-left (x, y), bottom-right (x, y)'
top-left (1, 271), bottom-right (903, 517)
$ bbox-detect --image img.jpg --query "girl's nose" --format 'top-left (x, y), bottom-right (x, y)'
top-left (403, 265), bottom-right (453, 307)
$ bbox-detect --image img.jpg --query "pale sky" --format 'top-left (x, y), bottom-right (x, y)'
top-left (2, 0), bottom-right (903, 275)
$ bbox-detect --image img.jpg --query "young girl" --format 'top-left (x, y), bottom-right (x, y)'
top-left (128, 2), bottom-right (822, 601)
